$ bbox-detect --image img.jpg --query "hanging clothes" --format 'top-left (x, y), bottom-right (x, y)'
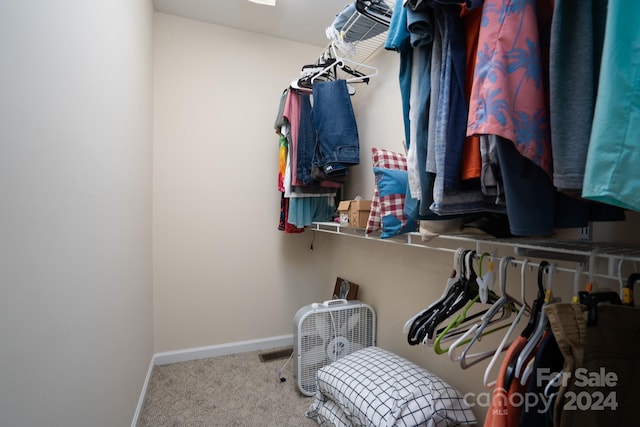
top-left (459, 5), bottom-right (482, 181)
top-left (549, 0), bottom-right (608, 192)
top-left (582, 0), bottom-right (640, 212)
top-left (483, 335), bottom-right (531, 427)
top-left (546, 303), bottom-right (640, 426)
top-left (467, 0), bottom-right (552, 177)
top-left (519, 331), bottom-right (563, 427)
top-left (384, 0), bottom-right (412, 147)
top-left (311, 80), bottom-right (360, 179)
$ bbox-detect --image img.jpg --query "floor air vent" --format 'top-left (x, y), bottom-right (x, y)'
top-left (258, 347), bottom-right (293, 362)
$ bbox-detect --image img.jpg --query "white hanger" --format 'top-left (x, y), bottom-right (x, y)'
top-left (515, 263), bottom-right (555, 384)
top-left (586, 248), bottom-right (598, 292)
top-left (311, 42), bottom-right (378, 84)
top-left (572, 265), bottom-right (584, 303)
top-left (455, 257), bottom-right (519, 369)
top-left (448, 257), bottom-right (517, 368)
top-left (617, 256), bottom-right (625, 299)
top-left (476, 252), bottom-right (495, 304)
top-left (483, 258), bottom-right (531, 388)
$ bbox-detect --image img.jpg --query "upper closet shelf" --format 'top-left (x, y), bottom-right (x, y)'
top-left (309, 222), bottom-right (640, 279)
top-left (321, 0), bottom-right (395, 73)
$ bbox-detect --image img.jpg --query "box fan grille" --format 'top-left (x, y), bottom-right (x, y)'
top-left (293, 299), bottom-right (376, 396)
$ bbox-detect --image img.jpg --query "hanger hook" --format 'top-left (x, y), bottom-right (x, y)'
top-left (617, 257), bottom-right (625, 297)
top-left (453, 248), bottom-right (465, 273)
top-left (478, 252), bottom-right (493, 276)
top-left (587, 249), bottom-right (599, 292)
top-left (540, 263), bottom-right (556, 304)
top-left (520, 258), bottom-right (530, 302)
top-left (546, 263), bottom-right (555, 291)
top-left (499, 256), bottom-right (515, 295)
top-left (573, 265), bottom-right (584, 303)
top-left (537, 260), bottom-right (550, 293)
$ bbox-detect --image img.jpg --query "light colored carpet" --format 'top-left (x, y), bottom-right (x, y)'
top-left (136, 348), bottom-right (318, 427)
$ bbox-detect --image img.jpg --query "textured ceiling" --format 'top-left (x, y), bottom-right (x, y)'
top-left (152, 0), bottom-right (354, 47)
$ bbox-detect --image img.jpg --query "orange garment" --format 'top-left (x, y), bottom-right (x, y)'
top-left (460, 6), bottom-right (482, 181)
top-left (277, 132), bottom-right (287, 192)
top-left (484, 336), bottom-right (529, 427)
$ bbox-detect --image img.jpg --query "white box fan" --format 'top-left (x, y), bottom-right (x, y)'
top-left (293, 299), bottom-right (376, 396)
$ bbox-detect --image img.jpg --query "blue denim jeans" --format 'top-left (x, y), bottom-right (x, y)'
top-left (311, 80), bottom-right (360, 176)
top-left (297, 93), bottom-right (317, 185)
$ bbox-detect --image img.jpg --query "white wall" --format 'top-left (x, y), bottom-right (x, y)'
top-left (152, 13), bottom-right (330, 352)
top-left (0, 1), bottom-right (154, 426)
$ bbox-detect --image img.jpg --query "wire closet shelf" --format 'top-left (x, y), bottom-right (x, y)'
top-left (309, 222), bottom-right (640, 283)
top-left (317, 0), bottom-right (395, 74)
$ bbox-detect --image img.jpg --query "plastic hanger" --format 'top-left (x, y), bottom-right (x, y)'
top-left (502, 260), bottom-right (549, 389)
top-left (572, 265), bottom-right (583, 303)
top-left (617, 257), bottom-right (625, 300)
top-left (407, 249), bottom-right (472, 345)
top-left (422, 251), bottom-right (480, 344)
top-left (311, 42), bottom-right (378, 84)
top-left (476, 252), bottom-right (495, 304)
top-left (518, 261), bottom-right (548, 339)
top-left (432, 295), bottom-right (483, 354)
top-left (623, 272), bottom-right (639, 307)
top-left (451, 257), bottom-right (522, 369)
top-left (403, 248), bottom-right (465, 335)
top-left (431, 254), bottom-right (505, 352)
top-left (431, 297), bottom-right (507, 348)
top-left (407, 281), bottom-right (462, 345)
top-left (447, 314), bottom-right (513, 369)
top-left (447, 257), bottom-right (515, 366)
top-left (515, 262), bottom-right (555, 385)
top-left (483, 258), bottom-right (531, 388)
top-left (585, 249), bottom-right (598, 293)
top-left (405, 249), bottom-right (466, 344)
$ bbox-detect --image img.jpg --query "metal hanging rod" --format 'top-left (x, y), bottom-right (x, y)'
top-left (309, 222), bottom-right (640, 282)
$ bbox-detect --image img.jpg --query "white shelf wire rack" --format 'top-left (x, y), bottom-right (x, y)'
top-left (309, 222), bottom-right (640, 282)
top-left (319, 0), bottom-right (395, 74)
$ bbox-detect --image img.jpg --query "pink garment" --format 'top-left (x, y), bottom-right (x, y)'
top-left (467, 0), bottom-right (552, 176)
top-left (283, 90), bottom-right (302, 187)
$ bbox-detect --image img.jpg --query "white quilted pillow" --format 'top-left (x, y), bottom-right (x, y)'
top-left (306, 346), bottom-right (476, 427)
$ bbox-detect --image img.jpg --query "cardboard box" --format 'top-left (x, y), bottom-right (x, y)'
top-left (337, 199), bottom-right (372, 228)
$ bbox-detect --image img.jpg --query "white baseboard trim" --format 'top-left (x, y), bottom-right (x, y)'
top-left (131, 355), bottom-right (156, 427)
top-left (153, 334), bottom-right (294, 366)
top-left (131, 334), bottom-right (294, 426)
